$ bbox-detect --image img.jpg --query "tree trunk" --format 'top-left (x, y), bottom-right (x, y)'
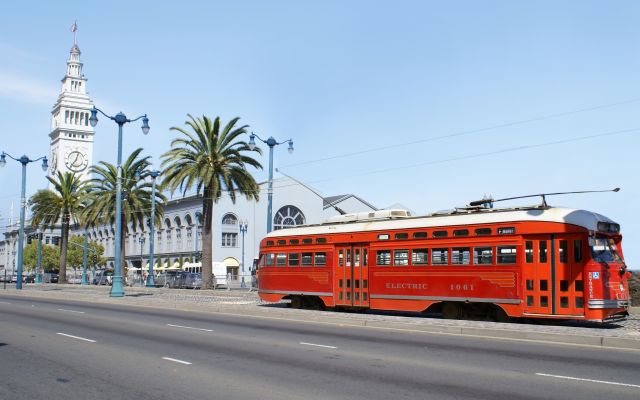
top-left (58, 213), bottom-right (70, 284)
top-left (201, 185), bottom-right (214, 289)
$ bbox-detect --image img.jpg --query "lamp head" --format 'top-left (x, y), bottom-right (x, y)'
top-left (287, 139), bottom-right (294, 154)
top-left (248, 133), bottom-right (256, 150)
top-left (141, 115), bottom-right (150, 135)
top-left (0, 153), bottom-right (6, 168)
top-left (89, 107), bottom-right (98, 127)
top-left (41, 156), bottom-right (48, 172)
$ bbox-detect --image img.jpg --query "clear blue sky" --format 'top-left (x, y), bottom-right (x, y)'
top-left (1, 1), bottom-right (639, 268)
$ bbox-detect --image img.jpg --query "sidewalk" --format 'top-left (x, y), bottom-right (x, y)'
top-left (2, 283), bottom-right (639, 350)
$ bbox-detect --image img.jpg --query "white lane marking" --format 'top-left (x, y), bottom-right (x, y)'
top-left (56, 333), bottom-right (96, 343)
top-left (57, 308), bottom-right (86, 314)
top-left (167, 324), bottom-right (213, 332)
top-left (300, 342), bottom-right (337, 349)
top-left (536, 373), bottom-right (640, 389)
top-left (0, 301), bottom-right (11, 304)
top-left (162, 357), bottom-right (192, 365)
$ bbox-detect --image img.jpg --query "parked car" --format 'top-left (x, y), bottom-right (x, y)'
top-left (181, 272), bottom-right (202, 289)
top-left (92, 269), bottom-right (113, 285)
top-left (169, 271), bottom-right (189, 289)
top-left (155, 271), bottom-right (179, 288)
top-left (24, 274), bottom-right (36, 283)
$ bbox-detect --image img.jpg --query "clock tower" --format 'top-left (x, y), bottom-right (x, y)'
top-left (49, 26), bottom-right (95, 186)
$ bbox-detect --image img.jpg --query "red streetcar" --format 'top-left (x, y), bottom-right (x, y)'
top-left (257, 192), bottom-right (631, 322)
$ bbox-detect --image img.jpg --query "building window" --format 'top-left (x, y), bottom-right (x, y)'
top-left (222, 213), bottom-right (238, 225)
top-left (273, 205), bottom-right (305, 230)
top-left (222, 233), bottom-right (238, 247)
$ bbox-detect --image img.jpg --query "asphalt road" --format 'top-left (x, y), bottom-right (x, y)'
top-left (1, 296), bottom-right (639, 400)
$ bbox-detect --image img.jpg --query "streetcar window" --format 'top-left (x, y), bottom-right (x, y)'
top-left (497, 246), bottom-right (517, 264)
top-left (363, 249), bottom-right (368, 266)
top-left (497, 227), bottom-right (516, 235)
top-left (363, 280), bottom-right (368, 289)
top-left (316, 238), bottom-right (327, 244)
top-left (526, 280), bottom-right (534, 290)
top-left (432, 248), bottom-right (449, 265)
top-left (354, 249), bottom-right (361, 267)
top-left (413, 232), bottom-right (428, 238)
top-left (574, 240), bottom-right (583, 262)
top-left (474, 247), bottom-right (493, 265)
top-left (378, 234), bottom-right (390, 240)
top-left (452, 248), bottom-right (471, 265)
top-left (276, 253), bottom-right (287, 266)
top-left (540, 280), bottom-right (548, 291)
top-left (453, 229), bottom-right (469, 237)
top-left (376, 250), bottom-right (391, 266)
top-left (560, 280), bottom-right (569, 292)
top-left (559, 240), bottom-right (567, 263)
top-left (525, 241), bottom-right (533, 263)
top-left (315, 252), bottom-right (326, 266)
top-left (475, 228), bottom-right (492, 236)
top-left (289, 253), bottom-right (300, 266)
top-left (289, 239), bottom-right (299, 245)
top-left (266, 240), bottom-right (275, 246)
top-left (302, 238), bottom-right (312, 244)
top-left (539, 241), bottom-right (548, 263)
top-left (412, 249), bottom-right (429, 265)
top-left (394, 250), bottom-right (409, 266)
top-left (433, 231), bottom-right (448, 238)
top-left (575, 297), bottom-right (584, 308)
top-left (301, 253), bottom-right (313, 266)
top-left (265, 253), bottom-right (275, 266)
top-left (527, 296), bottom-right (534, 306)
top-left (277, 240), bottom-right (286, 246)
top-left (590, 238), bottom-right (623, 263)
top-left (540, 296), bottom-right (549, 307)
top-left (338, 250), bottom-right (344, 266)
top-left (560, 296), bottom-right (569, 308)
top-left (575, 280), bottom-right (584, 292)
top-left (395, 233), bottom-right (409, 240)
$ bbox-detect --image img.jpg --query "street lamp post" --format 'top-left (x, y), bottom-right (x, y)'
top-left (0, 152), bottom-right (48, 289)
top-left (138, 236), bottom-right (145, 287)
top-left (146, 170), bottom-right (160, 288)
top-left (89, 107), bottom-right (149, 297)
top-left (248, 133), bottom-right (293, 233)
top-left (239, 221), bottom-right (248, 288)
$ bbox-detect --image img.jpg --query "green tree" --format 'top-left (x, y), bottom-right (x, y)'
top-left (30, 172), bottom-right (87, 284)
top-left (65, 235), bottom-right (106, 272)
top-left (23, 241), bottom-right (60, 272)
top-left (82, 148), bottom-right (165, 277)
top-left (161, 115), bottom-right (262, 289)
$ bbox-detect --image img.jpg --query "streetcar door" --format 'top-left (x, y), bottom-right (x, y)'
top-left (523, 236), bottom-right (553, 315)
top-left (553, 235), bottom-right (583, 317)
top-left (335, 244), bottom-right (369, 308)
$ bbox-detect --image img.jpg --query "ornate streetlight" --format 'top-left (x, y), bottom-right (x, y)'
top-left (146, 170), bottom-right (160, 288)
top-left (248, 133), bottom-right (293, 233)
top-left (89, 107), bottom-right (149, 297)
top-left (239, 220), bottom-right (248, 288)
top-left (0, 152), bottom-right (48, 289)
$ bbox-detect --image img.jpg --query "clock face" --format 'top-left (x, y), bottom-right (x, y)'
top-left (65, 150), bottom-right (88, 172)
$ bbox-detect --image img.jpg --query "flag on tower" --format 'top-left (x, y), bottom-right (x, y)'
top-left (71, 21), bottom-right (77, 33)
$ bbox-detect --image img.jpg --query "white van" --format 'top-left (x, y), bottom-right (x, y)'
top-left (182, 261), bottom-right (228, 288)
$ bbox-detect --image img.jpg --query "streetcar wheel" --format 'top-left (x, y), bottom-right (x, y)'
top-left (442, 302), bottom-right (461, 319)
top-left (291, 296), bottom-right (302, 309)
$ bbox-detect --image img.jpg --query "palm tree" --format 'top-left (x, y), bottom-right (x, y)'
top-left (82, 148), bottom-right (165, 278)
top-left (161, 115), bottom-right (262, 289)
top-left (30, 171), bottom-right (87, 284)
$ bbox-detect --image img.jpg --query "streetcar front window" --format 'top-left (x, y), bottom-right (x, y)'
top-left (590, 238), bottom-right (623, 263)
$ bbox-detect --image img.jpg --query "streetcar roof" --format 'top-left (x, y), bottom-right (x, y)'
top-left (266, 207), bottom-right (617, 238)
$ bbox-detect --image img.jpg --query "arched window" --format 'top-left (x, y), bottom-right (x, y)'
top-left (273, 205), bottom-right (305, 230)
top-left (222, 213), bottom-right (238, 225)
